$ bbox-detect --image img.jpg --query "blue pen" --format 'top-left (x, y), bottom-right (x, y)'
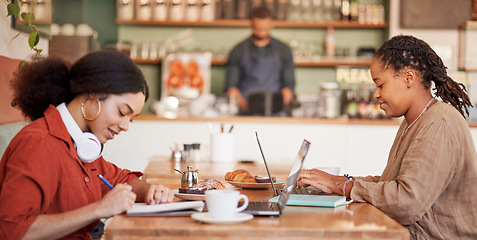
top-left (98, 174), bottom-right (114, 189)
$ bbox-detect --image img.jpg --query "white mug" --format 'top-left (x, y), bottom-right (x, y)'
top-left (76, 24), bottom-right (98, 39)
top-left (50, 23), bottom-right (61, 36)
top-left (205, 190), bottom-right (248, 219)
top-left (61, 23), bottom-right (75, 36)
top-left (210, 133), bottom-right (234, 162)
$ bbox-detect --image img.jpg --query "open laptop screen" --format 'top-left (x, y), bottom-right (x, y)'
top-left (277, 140), bottom-right (310, 209)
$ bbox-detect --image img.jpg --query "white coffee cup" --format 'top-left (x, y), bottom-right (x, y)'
top-left (76, 24), bottom-right (98, 39)
top-left (61, 24), bottom-right (75, 36)
top-left (76, 24), bottom-right (92, 36)
top-left (50, 23), bottom-right (61, 35)
top-left (205, 189), bottom-right (248, 219)
top-left (210, 133), bottom-right (234, 162)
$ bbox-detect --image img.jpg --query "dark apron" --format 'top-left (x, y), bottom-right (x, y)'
top-left (238, 40), bottom-right (282, 100)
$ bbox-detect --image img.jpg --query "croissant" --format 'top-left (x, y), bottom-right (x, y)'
top-left (225, 169), bottom-right (249, 181)
top-left (225, 171), bottom-right (234, 181)
top-left (233, 172), bottom-right (257, 183)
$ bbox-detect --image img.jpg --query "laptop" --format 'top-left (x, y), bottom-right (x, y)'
top-left (240, 133), bottom-right (310, 216)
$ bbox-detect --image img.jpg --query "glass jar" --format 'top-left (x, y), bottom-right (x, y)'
top-left (318, 82), bottom-right (340, 118)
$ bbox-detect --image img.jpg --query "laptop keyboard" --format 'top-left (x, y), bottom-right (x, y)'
top-left (246, 202), bottom-right (277, 211)
top-left (291, 187), bottom-right (324, 195)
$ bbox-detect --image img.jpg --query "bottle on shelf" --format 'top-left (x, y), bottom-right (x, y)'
top-left (358, 1), bottom-right (366, 24)
top-left (357, 85), bottom-right (368, 119)
top-left (152, 0), bottom-right (169, 21)
top-left (117, 0), bottom-right (135, 21)
top-left (214, 0), bottom-right (222, 20)
top-left (324, 26), bottom-right (336, 57)
top-left (340, 0), bottom-right (350, 22)
top-left (286, 0), bottom-right (302, 22)
top-left (169, 0), bottom-right (185, 21)
top-left (333, 0), bottom-right (342, 21)
top-left (185, 0), bottom-right (200, 21)
top-left (136, 0), bottom-right (153, 20)
top-left (349, 0), bottom-right (359, 22)
top-left (236, 0), bottom-right (249, 19)
top-left (201, 0), bottom-right (215, 21)
top-left (322, 0), bottom-right (334, 21)
top-left (222, 0), bottom-right (235, 19)
top-left (301, 0), bottom-right (313, 22)
top-left (276, 0), bottom-right (288, 20)
top-left (311, 0), bottom-right (323, 22)
top-left (346, 86), bottom-right (358, 119)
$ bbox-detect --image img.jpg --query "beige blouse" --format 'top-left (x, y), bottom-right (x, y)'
top-left (351, 101), bottom-right (477, 240)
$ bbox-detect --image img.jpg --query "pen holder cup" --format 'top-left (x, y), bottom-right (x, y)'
top-left (211, 133), bottom-right (234, 162)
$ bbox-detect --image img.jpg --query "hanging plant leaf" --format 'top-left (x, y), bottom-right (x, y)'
top-left (7, 3), bottom-right (20, 18)
top-left (21, 12), bottom-right (34, 26)
top-left (33, 48), bottom-right (43, 55)
top-left (18, 60), bottom-right (28, 69)
top-left (28, 31), bottom-right (39, 49)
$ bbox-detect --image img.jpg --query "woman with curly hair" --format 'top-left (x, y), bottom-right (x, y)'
top-left (0, 51), bottom-right (174, 239)
top-left (297, 35), bottom-right (477, 239)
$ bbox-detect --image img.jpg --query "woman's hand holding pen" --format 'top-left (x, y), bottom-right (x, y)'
top-left (97, 183), bottom-right (136, 218)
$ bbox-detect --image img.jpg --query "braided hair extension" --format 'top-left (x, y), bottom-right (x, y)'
top-left (374, 35), bottom-right (472, 118)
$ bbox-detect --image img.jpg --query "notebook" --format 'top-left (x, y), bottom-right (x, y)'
top-left (240, 133), bottom-right (310, 216)
top-left (269, 194), bottom-right (347, 208)
top-left (126, 200), bottom-right (204, 216)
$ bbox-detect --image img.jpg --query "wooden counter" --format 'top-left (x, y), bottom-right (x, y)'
top-left (105, 159), bottom-right (409, 240)
top-left (136, 114), bottom-right (477, 128)
top-left (136, 114), bottom-right (403, 126)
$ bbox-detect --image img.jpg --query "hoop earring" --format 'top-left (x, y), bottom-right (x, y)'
top-left (81, 98), bottom-right (101, 121)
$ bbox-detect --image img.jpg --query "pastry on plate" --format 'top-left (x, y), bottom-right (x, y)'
top-left (225, 169), bottom-right (276, 183)
top-left (178, 179), bottom-right (225, 194)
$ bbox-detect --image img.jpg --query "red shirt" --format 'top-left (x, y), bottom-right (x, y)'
top-left (0, 105), bottom-right (142, 239)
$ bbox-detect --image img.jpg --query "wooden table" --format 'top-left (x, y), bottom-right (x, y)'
top-left (142, 156), bottom-right (294, 182)
top-left (105, 159), bottom-right (410, 240)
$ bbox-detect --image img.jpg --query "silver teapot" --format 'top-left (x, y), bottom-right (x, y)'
top-left (175, 166), bottom-right (198, 188)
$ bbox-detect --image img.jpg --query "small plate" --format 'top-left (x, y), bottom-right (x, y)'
top-left (173, 190), bottom-right (205, 201)
top-left (226, 179), bottom-right (285, 189)
top-left (191, 212), bottom-right (253, 224)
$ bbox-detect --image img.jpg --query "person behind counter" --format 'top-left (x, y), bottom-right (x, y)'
top-left (297, 35), bottom-right (477, 239)
top-left (0, 51), bottom-right (174, 239)
top-left (225, 5), bottom-right (295, 115)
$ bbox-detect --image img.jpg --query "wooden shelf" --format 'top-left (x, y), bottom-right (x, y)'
top-left (116, 19), bottom-right (387, 28)
top-left (16, 19), bottom-right (52, 25)
top-left (132, 57), bottom-right (373, 67)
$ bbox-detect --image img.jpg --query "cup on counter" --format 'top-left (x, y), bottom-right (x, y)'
top-left (210, 133), bottom-right (234, 162)
top-left (205, 189), bottom-right (248, 219)
top-left (61, 23), bottom-right (75, 36)
top-left (76, 24), bottom-right (98, 38)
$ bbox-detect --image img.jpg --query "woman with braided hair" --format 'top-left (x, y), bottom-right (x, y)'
top-left (297, 35), bottom-right (477, 239)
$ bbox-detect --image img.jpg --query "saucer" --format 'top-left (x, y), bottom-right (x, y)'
top-left (191, 212), bottom-right (253, 224)
top-left (173, 190), bottom-right (205, 201)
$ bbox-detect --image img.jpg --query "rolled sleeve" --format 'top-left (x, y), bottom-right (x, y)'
top-left (351, 119), bottom-right (460, 225)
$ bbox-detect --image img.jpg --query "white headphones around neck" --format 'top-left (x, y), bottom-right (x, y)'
top-left (56, 103), bottom-right (103, 163)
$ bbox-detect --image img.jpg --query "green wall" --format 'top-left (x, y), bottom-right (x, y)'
top-left (52, 0), bottom-right (117, 49)
top-left (123, 26), bottom-right (386, 113)
top-left (50, 0), bottom-right (389, 114)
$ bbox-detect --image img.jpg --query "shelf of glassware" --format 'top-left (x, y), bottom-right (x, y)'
top-left (132, 57), bottom-right (373, 67)
top-left (116, 19), bottom-right (387, 28)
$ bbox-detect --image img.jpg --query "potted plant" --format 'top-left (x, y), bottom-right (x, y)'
top-left (5, 0), bottom-right (42, 57)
